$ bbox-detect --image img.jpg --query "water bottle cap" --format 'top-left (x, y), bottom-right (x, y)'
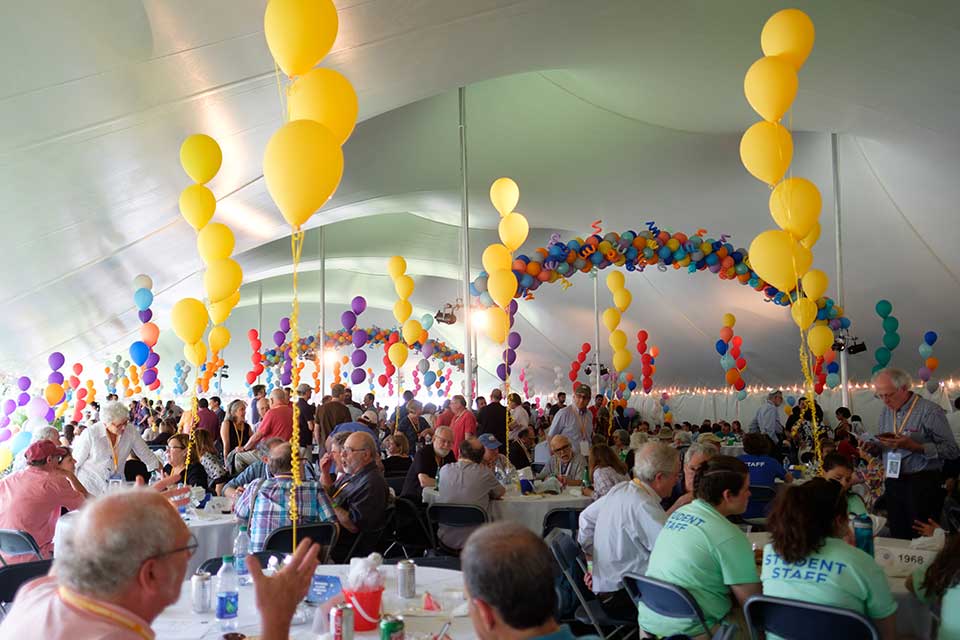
top-left (239, 525), bottom-right (247, 532)
top-left (222, 555), bottom-right (233, 563)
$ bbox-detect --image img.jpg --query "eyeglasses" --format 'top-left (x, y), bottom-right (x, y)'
top-left (341, 446), bottom-right (370, 455)
top-left (147, 533), bottom-right (198, 561)
top-left (552, 444), bottom-right (572, 454)
top-left (874, 390), bottom-right (899, 400)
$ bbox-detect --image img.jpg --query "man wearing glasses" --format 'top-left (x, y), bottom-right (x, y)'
top-left (536, 435), bottom-right (586, 485)
top-left (548, 384), bottom-right (594, 456)
top-left (869, 367), bottom-right (958, 539)
top-left (329, 432), bottom-right (389, 561)
top-left (0, 487), bottom-right (321, 640)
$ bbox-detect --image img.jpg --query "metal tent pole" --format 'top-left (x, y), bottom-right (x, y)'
top-left (257, 283), bottom-right (263, 384)
top-left (459, 86), bottom-right (474, 407)
top-left (319, 227), bottom-right (326, 392)
top-left (593, 272), bottom-right (601, 395)
top-left (831, 133), bottom-right (850, 409)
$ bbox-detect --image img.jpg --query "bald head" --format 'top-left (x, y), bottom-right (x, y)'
top-left (269, 388), bottom-right (287, 406)
top-left (268, 442), bottom-right (293, 475)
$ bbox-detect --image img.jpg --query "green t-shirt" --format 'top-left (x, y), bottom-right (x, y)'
top-left (847, 493), bottom-right (868, 516)
top-left (762, 538), bottom-right (897, 623)
top-left (636, 499), bottom-right (758, 637)
top-left (911, 565), bottom-right (960, 640)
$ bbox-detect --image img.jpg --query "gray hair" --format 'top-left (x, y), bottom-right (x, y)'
top-left (634, 442), bottom-right (679, 482)
top-left (874, 367), bottom-right (912, 389)
top-left (613, 429), bottom-right (630, 447)
top-left (629, 432), bottom-right (648, 450)
top-left (406, 400), bottom-right (423, 413)
top-left (33, 426), bottom-right (61, 442)
top-left (54, 489), bottom-right (180, 598)
top-left (684, 442), bottom-right (718, 466)
top-left (767, 390), bottom-right (783, 401)
top-left (434, 425), bottom-right (454, 440)
top-left (257, 436), bottom-right (285, 457)
top-left (99, 401), bottom-right (129, 426)
top-left (268, 443), bottom-right (293, 475)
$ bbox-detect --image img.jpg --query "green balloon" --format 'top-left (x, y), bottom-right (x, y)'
top-left (875, 347), bottom-right (892, 366)
top-left (882, 316), bottom-right (899, 333)
top-left (883, 332), bottom-right (901, 350)
top-left (875, 299), bottom-right (893, 318)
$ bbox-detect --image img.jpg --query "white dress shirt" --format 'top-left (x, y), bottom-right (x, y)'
top-left (511, 406), bottom-right (530, 429)
top-left (578, 479), bottom-right (667, 593)
top-left (72, 422), bottom-right (160, 496)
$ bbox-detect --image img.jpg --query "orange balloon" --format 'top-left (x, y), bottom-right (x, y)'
top-left (926, 357), bottom-right (939, 371)
top-left (650, 346), bottom-right (660, 358)
top-left (140, 322), bottom-right (160, 347)
top-left (725, 369), bottom-right (741, 385)
top-left (719, 327), bottom-right (734, 342)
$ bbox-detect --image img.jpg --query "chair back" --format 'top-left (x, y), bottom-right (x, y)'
top-left (542, 507), bottom-right (583, 538)
top-left (531, 463), bottom-right (545, 474)
top-left (264, 522), bottom-right (339, 563)
top-left (385, 476), bottom-right (406, 496)
top-left (198, 551), bottom-right (280, 576)
top-left (712, 623), bottom-right (738, 640)
top-left (544, 530), bottom-right (599, 631)
top-left (621, 573), bottom-right (711, 638)
top-left (0, 530), bottom-right (42, 566)
top-left (0, 558), bottom-right (53, 612)
top-left (426, 504), bottom-right (488, 529)
top-left (384, 556), bottom-right (461, 571)
top-left (743, 595), bottom-right (880, 640)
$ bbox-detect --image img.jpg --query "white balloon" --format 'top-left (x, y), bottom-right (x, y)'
top-left (133, 274), bottom-right (153, 290)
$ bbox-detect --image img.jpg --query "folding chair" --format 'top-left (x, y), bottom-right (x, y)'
top-left (383, 497), bottom-right (432, 559)
top-left (426, 504), bottom-right (488, 557)
top-left (743, 485), bottom-right (777, 529)
top-left (743, 594), bottom-right (880, 640)
top-left (198, 551), bottom-right (280, 576)
top-left (0, 530), bottom-right (43, 567)
top-left (385, 475), bottom-right (407, 496)
top-left (0, 558), bottom-right (52, 615)
top-left (621, 573), bottom-right (712, 638)
top-left (546, 530), bottom-right (636, 639)
top-left (383, 555), bottom-right (461, 571)
top-left (264, 522), bottom-right (339, 563)
top-left (542, 507), bottom-right (583, 538)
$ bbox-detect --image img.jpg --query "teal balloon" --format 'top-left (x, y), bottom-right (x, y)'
top-left (875, 347), bottom-right (892, 366)
top-left (882, 332), bottom-right (900, 350)
top-left (737, 389), bottom-right (748, 401)
top-left (919, 343), bottom-right (934, 358)
top-left (875, 299), bottom-right (893, 318)
top-left (424, 371), bottom-right (437, 386)
top-left (882, 316), bottom-right (899, 333)
top-left (826, 373), bottom-right (840, 388)
top-left (420, 314), bottom-right (434, 330)
top-left (133, 287), bottom-right (153, 311)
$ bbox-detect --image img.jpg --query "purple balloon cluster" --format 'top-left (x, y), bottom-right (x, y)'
top-left (274, 317), bottom-right (293, 386)
top-left (497, 300), bottom-right (521, 381)
top-left (343, 296), bottom-right (368, 385)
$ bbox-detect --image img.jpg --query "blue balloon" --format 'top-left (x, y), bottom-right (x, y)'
top-left (840, 317), bottom-right (851, 329)
top-left (133, 287), bottom-right (153, 311)
top-left (786, 395), bottom-right (796, 406)
top-left (628, 380), bottom-right (637, 391)
top-left (715, 340), bottom-right (728, 355)
top-left (925, 331), bottom-right (938, 346)
top-left (423, 371), bottom-right (437, 386)
top-left (129, 341), bottom-right (150, 367)
top-left (10, 430), bottom-right (31, 455)
top-left (826, 362), bottom-right (840, 374)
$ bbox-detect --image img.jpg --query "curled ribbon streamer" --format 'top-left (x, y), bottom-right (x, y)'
top-left (559, 276), bottom-right (573, 290)
top-left (696, 228), bottom-right (707, 236)
top-left (590, 220), bottom-right (603, 235)
top-left (719, 234), bottom-right (730, 243)
top-left (580, 245), bottom-right (596, 259)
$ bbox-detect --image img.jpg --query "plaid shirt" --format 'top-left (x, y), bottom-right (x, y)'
top-left (234, 475), bottom-right (335, 552)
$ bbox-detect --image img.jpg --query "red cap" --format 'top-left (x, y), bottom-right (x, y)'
top-left (24, 439), bottom-right (68, 463)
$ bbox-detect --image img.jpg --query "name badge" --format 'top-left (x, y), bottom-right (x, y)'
top-left (579, 441), bottom-right (590, 457)
top-left (886, 451), bottom-right (902, 479)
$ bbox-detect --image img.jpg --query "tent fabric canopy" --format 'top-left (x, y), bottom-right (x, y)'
top-left (1, 1), bottom-right (958, 395)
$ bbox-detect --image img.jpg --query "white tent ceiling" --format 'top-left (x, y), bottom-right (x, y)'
top-left (1, 0), bottom-right (958, 395)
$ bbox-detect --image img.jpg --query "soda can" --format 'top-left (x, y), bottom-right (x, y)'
top-left (379, 615), bottom-right (405, 639)
top-left (190, 572), bottom-right (212, 613)
top-left (397, 560), bottom-right (416, 599)
top-left (330, 603), bottom-right (355, 640)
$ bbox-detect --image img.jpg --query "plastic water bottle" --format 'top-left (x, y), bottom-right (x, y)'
top-left (216, 555), bottom-right (239, 631)
top-left (852, 514), bottom-right (874, 557)
top-left (233, 525), bottom-right (251, 586)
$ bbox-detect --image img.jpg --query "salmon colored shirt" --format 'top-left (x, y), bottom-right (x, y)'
top-left (256, 403), bottom-right (294, 441)
top-left (0, 466), bottom-right (85, 562)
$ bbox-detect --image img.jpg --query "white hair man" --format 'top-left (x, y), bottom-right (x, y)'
top-left (578, 442), bottom-right (680, 617)
top-left (0, 487), bottom-right (321, 640)
top-left (871, 367), bottom-right (958, 539)
top-left (665, 441), bottom-right (718, 516)
top-left (401, 424), bottom-right (455, 502)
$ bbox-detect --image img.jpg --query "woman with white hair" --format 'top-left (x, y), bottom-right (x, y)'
top-left (72, 401), bottom-right (160, 496)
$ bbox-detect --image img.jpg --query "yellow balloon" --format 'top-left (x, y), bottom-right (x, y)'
top-left (739, 121), bottom-right (793, 186)
top-left (606, 271), bottom-right (625, 293)
top-left (800, 222), bottom-right (821, 249)
top-left (613, 289), bottom-right (632, 312)
top-left (487, 269), bottom-right (518, 309)
top-left (209, 325), bottom-right (231, 353)
top-left (609, 329), bottom-right (627, 350)
top-left (179, 184), bottom-right (216, 231)
top-left (481, 244), bottom-right (512, 274)
top-left (171, 298), bottom-right (208, 345)
top-left (388, 342), bottom-right (408, 368)
top-left (387, 256), bottom-right (407, 279)
top-left (402, 319), bottom-right (423, 346)
top-left (184, 341), bottom-right (207, 367)
top-left (722, 313), bottom-right (737, 328)
top-left (204, 258), bottom-right (243, 304)
top-left (769, 177), bottom-right (822, 239)
top-left (287, 68), bottom-right (359, 145)
top-left (807, 325), bottom-right (834, 357)
top-left (613, 349), bottom-right (632, 373)
top-left (790, 297), bottom-right (818, 329)
top-left (0, 447), bottom-right (12, 473)
top-left (489, 177), bottom-right (519, 217)
top-left (263, 119), bottom-right (343, 228)
top-left (179, 134), bottom-right (222, 184)
top-left (263, 0), bottom-right (338, 77)
top-left (394, 275), bottom-right (415, 300)
top-left (196, 222), bottom-right (235, 265)
top-left (393, 299), bottom-right (412, 324)
top-left (602, 308), bottom-right (621, 333)
top-left (485, 306), bottom-right (509, 344)
top-left (498, 212), bottom-right (529, 252)
top-left (748, 229), bottom-right (812, 292)
top-left (744, 56), bottom-right (798, 122)
top-left (801, 269), bottom-right (829, 301)
top-left (761, 8), bottom-right (815, 70)
top-left (208, 291), bottom-right (240, 325)
top-left (44, 383), bottom-right (64, 406)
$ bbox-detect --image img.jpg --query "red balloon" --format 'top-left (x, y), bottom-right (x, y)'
top-left (642, 365), bottom-right (653, 377)
top-left (576, 352), bottom-right (586, 363)
top-left (253, 363), bottom-right (265, 375)
top-left (568, 371), bottom-right (577, 381)
top-left (734, 378), bottom-right (746, 391)
top-left (732, 336), bottom-right (743, 347)
top-left (250, 353), bottom-right (261, 365)
top-left (73, 410), bottom-right (82, 422)
top-left (245, 371), bottom-right (257, 385)
top-left (382, 355), bottom-right (391, 366)
top-left (637, 330), bottom-right (648, 342)
top-left (815, 383), bottom-right (824, 395)
top-left (641, 353), bottom-right (652, 364)
top-left (730, 347), bottom-right (741, 359)
top-left (377, 374), bottom-right (389, 387)
top-left (69, 376), bottom-right (80, 389)
top-left (76, 388), bottom-right (87, 399)
top-left (251, 339), bottom-right (262, 351)
top-left (72, 363), bottom-right (83, 376)
top-left (581, 343), bottom-right (591, 353)
top-left (571, 361), bottom-right (580, 371)
top-left (736, 357), bottom-right (747, 370)
top-left (247, 329), bottom-right (259, 341)
top-left (76, 400), bottom-right (86, 411)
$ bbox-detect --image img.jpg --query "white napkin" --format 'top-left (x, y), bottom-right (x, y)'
top-left (910, 527), bottom-right (945, 550)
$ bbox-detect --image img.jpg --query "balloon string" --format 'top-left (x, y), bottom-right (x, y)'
top-left (274, 61), bottom-right (287, 123)
top-left (289, 229), bottom-right (305, 549)
top-left (790, 252), bottom-right (822, 469)
top-left (184, 373), bottom-right (199, 469)
top-left (503, 311), bottom-right (510, 460)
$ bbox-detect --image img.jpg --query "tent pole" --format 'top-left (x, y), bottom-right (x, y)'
top-left (593, 271), bottom-right (601, 395)
top-left (319, 226), bottom-right (326, 393)
top-left (257, 283), bottom-right (263, 384)
top-left (459, 86), bottom-right (474, 408)
top-left (831, 133), bottom-right (850, 409)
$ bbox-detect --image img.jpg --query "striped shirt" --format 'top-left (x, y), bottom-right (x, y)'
top-left (233, 476), bottom-right (335, 552)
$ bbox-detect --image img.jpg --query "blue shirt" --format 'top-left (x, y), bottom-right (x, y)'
top-left (739, 454), bottom-right (786, 519)
top-left (331, 421), bottom-right (379, 443)
top-left (749, 401), bottom-right (784, 440)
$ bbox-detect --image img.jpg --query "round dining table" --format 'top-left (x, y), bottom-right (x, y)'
top-left (153, 563), bottom-right (474, 639)
top-left (422, 486), bottom-right (592, 534)
top-left (181, 511), bottom-right (239, 576)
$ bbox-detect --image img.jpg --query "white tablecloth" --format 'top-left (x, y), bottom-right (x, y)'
top-left (422, 487), bottom-right (592, 534)
top-left (183, 512), bottom-right (238, 576)
top-left (154, 564), bottom-right (474, 639)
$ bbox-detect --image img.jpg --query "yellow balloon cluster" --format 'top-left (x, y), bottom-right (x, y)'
top-left (605, 272), bottom-right (633, 373)
top-left (481, 177), bottom-right (529, 345)
top-left (387, 255), bottom-right (425, 367)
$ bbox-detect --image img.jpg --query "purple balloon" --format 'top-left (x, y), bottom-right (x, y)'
top-left (17, 392), bottom-right (30, 406)
top-left (273, 331), bottom-right (285, 347)
top-left (341, 311), bottom-right (357, 331)
top-left (351, 349), bottom-right (367, 367)
top-left (351, 296), bottom-right (367, 315)
top-left (142, 368), bottom-right (158, 385)
top-left (421, 342), bottom-right (434, 358)
top-left (2, 399), bottom-right (15, 415)
top-left (0, 427), bottom-right (10, 443)
top-left (352, 330), bottom-right (368, 349)
top-left (145, 351), bottom-right (160, 368)
top-left (45, 407), bottom-right (55, 422)
top-left (48, 371), bottom-right (64, 385)
top-left (48, 352), bottom-right (65, 371)
top-left (138, 309), bottom-right (153, 323)
top-left (507, 332), bottom-right (522, 350)
top-left (503, 349), bottom-right (517, 366)
top-left (17, 376), bottom-right (30, 391)
top-left (351, 369), bottom-right (366, 385)
top-left (280, 372), bottom-right (292, 386)
top-left (496, 363), bottom-right (508, 381)
top-left (918, 366), bottom-right (932, 381)
top-left (508, 299), bottom-right (518, 316)
top-left (280, 317), bottom-right (291, 333)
